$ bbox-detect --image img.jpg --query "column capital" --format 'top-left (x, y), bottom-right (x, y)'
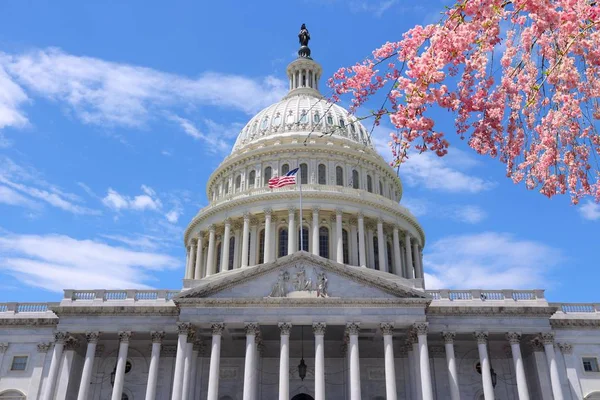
top-left (506, 332), bottom-right (521, 345)
top-left (243, 212), bottom-right (251, 221)
top-left (187, 329), bottom-right (197, 343)
top-left (312, 206), bottom-right (320, 214)
top-left (345, 322), bottom-right (360, 336)
top-left (177, 322), bottom-right (192, 335)
top-left (442, 331), bottom-right (456, 344)
top-left (150, 331), bottom-right (165, 343)
top-left (224, 218), bottom-right (231, 227)
top-left (54, 331), bottom-right (69, 344)
top-left (357, 211), bottom-right (364, 219)
top-left (313, 322), bottom-right (327, 335)
top-left (405, 330), bottom-right (417, 345)
top-left (349, 217), bottom-right (358, 225)
top-left (208, 224), bottom-right (216, 233)
top-left (245, 323), bottom-right (260, 336)
top-left (530, 337), bottom-right (545, 352)
top-left (264, 208), bottom-right (273, 217)
top-left (0, 343), bottom-right (8, 353)
top-left (474, 331), bottom-right (488, 345)
top-left (380, 323), bottom-right (394, 336)
top-left (64, 336), bottom-right (80, 351)
top-left (540, 332), bottom-right (555, 345)
top-left (211, 323), bottom-right (225, 336)
top-left (335, 208), bottom-right (343, 216)
top-left (288, 206), bottom-right (296, 214)
top-left (414, 322), bottom-right (429, 336)
top-left (376, 217), bottom-right (384, 225)
top-left (278, 322), bottom-right (292, 336)
top-left (118, 331), bottom-right (132, 344)
top-left (558, 342), bottom-right (573, 354)
top-left (37, 342), bottom-right (51, 353)
top-left (86, 332), bottom-right (100, 344)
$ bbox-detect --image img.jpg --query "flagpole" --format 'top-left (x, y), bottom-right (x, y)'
top-left (299, 166), bottom-right (303, 252)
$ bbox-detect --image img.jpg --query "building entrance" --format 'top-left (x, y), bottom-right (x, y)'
top-left (291, 394), bottom-right (314, 400)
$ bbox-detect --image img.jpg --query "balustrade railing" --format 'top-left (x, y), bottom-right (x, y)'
top-left (0, 302), bottom-right (58, 313)
top-left (64, 289), bottom-right (180, 302)
top-left (551, 303), bottom-right (600, 313)
top-left (426, 289), bottom-right (545, 302)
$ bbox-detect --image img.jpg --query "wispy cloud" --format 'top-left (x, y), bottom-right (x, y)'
top-left (424, 232), bottom-right (562, 289)
top-left (0, 48), bottom-right (287, 131)
top-left (402, 197), bottom-right (487, 223)
top-left (0, 157), bottom-right (99, 215)
top-left (0, 232), bottom-right (179, 292)
top-left (579, 200), bottom-right (600, 221)
top-left (349, 0), bottom-right (397, 17)
top-left (102, 185), bottom-right (162, 212)
top-left (167, 114), bottom-right (235, 154)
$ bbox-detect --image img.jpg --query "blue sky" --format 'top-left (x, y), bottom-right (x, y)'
top-left (0, 0), bottom-right (598, 302)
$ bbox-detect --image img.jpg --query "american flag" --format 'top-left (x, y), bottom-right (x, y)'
top-left (268, 167), bottom-right (299, 188)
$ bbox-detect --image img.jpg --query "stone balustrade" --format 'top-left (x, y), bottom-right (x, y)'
top-left (0, 302), bottom-right (58, 313)
top-left (62, 289), bottom-right (180, 302)
top-left (550, 302), bottom-right (600, 313)
top-left (426, 289), bottom-right (545, 302)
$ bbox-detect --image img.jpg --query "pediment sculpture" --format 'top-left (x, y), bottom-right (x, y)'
top-left (269, 266), bottom-right (328, 298)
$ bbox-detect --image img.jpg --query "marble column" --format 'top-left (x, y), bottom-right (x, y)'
top-left (172, 323), bottom-right (192, 400)
top-left (410, 333), bottom-right (423, 400)
top-left (406, 337), bottom-right (418, 400)
top-left (541, 333), bottom-right (564, 400)
top-left (278, 323), bottom-right (292, 400)
top-left (111, 331), bottom-right (132, 400)
top-left (41, 331), bottom-right (68, 400)
top-left (27, 343), bottom-right (51, 400)
top-left (358, 213), bottom-right (366, 267)
top-left (221, 219), bottom-right (231, 272)
top-left (313, 323), bottom-right (326, 400)
top-left (241, 213), bottom-right (250, 267)
top-left (181, 330), bottom-right (196, 400)
top-left (189, 341), bottom-right (203, 400)
top-left (288, 207), bottom-right (297, 255)
top-left (243, 323), bottom-right (259, 400)
top-left (188, 242), bottom-right (197, 279)
top-left (381, 323), bottom-right (397, 400)
top-left (506, 333), bottom-right (530, 400)
top-left (350, 222), bottom-right (358, 266)
top-left (264, 209), bottom-right (273, 263)
top-left (405, 234), bottom-right (414, 279)
top-left (206, 225), bottom-right (217, 276)
top-left (559, 343), bottom-right (584, 399)
top-left (346, 322), bottom-right (361, 400)
top-left (415, 323), bottom-right (434, 400)
top-left (185, 246), bottom-right (192, 279)
top-left (412, 241), bottom-right (422, 278)
top-left (56, 336), bottom-right (78, 400)
top-left (77, 332), bottom-right (100, 400)
top-left (0, 343), bottom-right (6, 376)
top-left (474, 332), bottom-right (495, 400)
top-left (442, 332), bottom-right (461, 400)
top-left (249, 224), bottom-right (258, 266)
top-left (335, 209), bottom-right (344, 263)
top-left (366, 228), bottom-right (375, 267)
top-left (531, 338), bottom-right (554, 399)
top-left (194, 235), bottom-right (204, 279)
top-left (392, 227), bottom-right (402, 277)
top-left (312, 207), bottom-right (320, 256)
top-left (207, 323), bottom-right (225, 400)
top-left (145, 331), bottom-right (165, 400)
top-left (376, 219), bottom-right (387, 272)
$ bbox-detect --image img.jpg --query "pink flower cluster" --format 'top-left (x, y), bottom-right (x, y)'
top-left (328, 0), bottom-right (600, 203)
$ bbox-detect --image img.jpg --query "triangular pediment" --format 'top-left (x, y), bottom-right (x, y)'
top-left (175, 252), bottom-right (429, 301)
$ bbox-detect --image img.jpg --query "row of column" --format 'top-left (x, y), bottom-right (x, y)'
top-left (185, 209), bottom-right (424, 280)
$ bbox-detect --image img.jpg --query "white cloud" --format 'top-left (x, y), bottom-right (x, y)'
top-left (0, 185), bottom-right (40, 208)
top-left (451, 205), bottom-right (487, 224)
top-left (167, 114), bottom-right (233, 154)
top-left (0, 48), bottom-right (287, 130)
top-left (0, 232), bottom-right (179, 292)
top-left (102, 185), bottom-right (162, 212)
top-left (424, 232), bottom-right (562, 289)
top-left (349, 0), bottom-right (397, 16)
top-left (0, 65), bottom-right (29, 131)
top-left (401, 197), bottom-right (487, 223)
top-left (0, 157), bottom-right (99, 215)
top-left (165, 209), bottom-right (181, 224)
top-left (579, 201), bottom-right (600, 221)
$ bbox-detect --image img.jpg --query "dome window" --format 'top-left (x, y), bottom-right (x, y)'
top-left (350, 124), bottom-right (356, 133)
top-left (286, 111), bottom-right (294, 124)
top-left (260, 117), bottom-right (269, 130)
top-left (352, 170), bottom-right (360, 189)
top-left (264, 167), bottom-right (272, 186)
top-left (326, 114), bottom-right (333, 125)
top-left (273, 113), bottom-right (282, 126)
top-left (336, 166), bottom-right (344, 186)
top-left (224, 181), bottom-right (229, 195)
top-left (313, 112), bottom-right (320, 124)
top-left (299, 111), bottom-right (308, 124)
top-left (278, 228), bottom-right (288, 257)
top-left (235, 175), bottom-right (241, 191)
top-left (379, 180), bottom-right (383, 195)
top-left (299, 163), bottom-right (308, 184)
top-left (281, 164), bottom-right (290, 175)
top-left (339, 119), bottom-right (345, 128)
top-left (318, 164), bottom-right (327, 185)
top-left (367, 175), bottom-right (373, 193)
top-left (319, 227), bottom-right (330, 259)
top-left (252, 122), bottom-right (258, 133)
top-left (248, 170), bottom-right (256, 188)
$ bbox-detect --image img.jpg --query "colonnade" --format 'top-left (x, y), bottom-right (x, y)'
top-left (37, 325), bottom-right (566, 400)
top-left (185, 208), bottom-right (424, 281)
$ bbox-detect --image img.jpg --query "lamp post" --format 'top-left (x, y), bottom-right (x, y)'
top-left (298, 326), bottom-right (307, 381)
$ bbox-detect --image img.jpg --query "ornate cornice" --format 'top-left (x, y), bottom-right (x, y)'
top-left (177, 297), bottom-right (428, 308)
top-left (50, 305), bottom-right (178, 317)
top-left (551, 319), bottom-right (600, 329)
top-left (0, 318), bottom-right (58, 327)
top-left (313, 322), bottom-right (326, 335)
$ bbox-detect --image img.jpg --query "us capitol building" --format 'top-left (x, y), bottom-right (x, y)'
top-left (1, 27), bottom-right (600, 400)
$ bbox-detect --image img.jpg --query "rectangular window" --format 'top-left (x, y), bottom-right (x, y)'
top-left (11, 356), bottom-right (28, 371)
top-left (583, 357), bottom-right (600, 372)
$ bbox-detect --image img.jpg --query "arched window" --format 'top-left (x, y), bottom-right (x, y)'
top-left (258, 230), bottom-right (265, 264)
top-left (216, 242), bottom-right (222, 272)
top-left (300, 163), bottom-right (308, 184)
top-left (298, 226), bottom-right (309, 251)
top-left (379, 180), bottom-right (383, 195)
top-left (0, 391), bottom-right (26, 400)
top-left (248, 170), bottom-right (256, 188)
top-left (319, 227), bottom-right (330, 259)
top-left (228, 237), bottom-right (235, 270)
top-left (299, 111), bottom-right (308, 123)
top-left (367, 175), bottom-right (373, 193)
top-left (223, 181), bottom-right (229, 195)
top-left (318, 164), bottom-right (327, 185)
top-left (339, 118), bottom-right (346, 128)
top-left (235, 175), bottom-right (241, 192)
top-left (352, 170), bottom-right (360, 189)
top-left (326, 114), bottom-right (333, 125)
top-left (387, 241), bottom-right (393, 273)
top-left (336, 166), bottom-right (344, 186)
top-left (373, 236), bottom-right (380, 270)
top-left (278, 228), bottom-right (288, 258)
top-left (281, 164), bottom-right (290, 175)
top-left (342, 229), bottom-right (349, 264)
top-left (264, 167), bottom-right (272, 186)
